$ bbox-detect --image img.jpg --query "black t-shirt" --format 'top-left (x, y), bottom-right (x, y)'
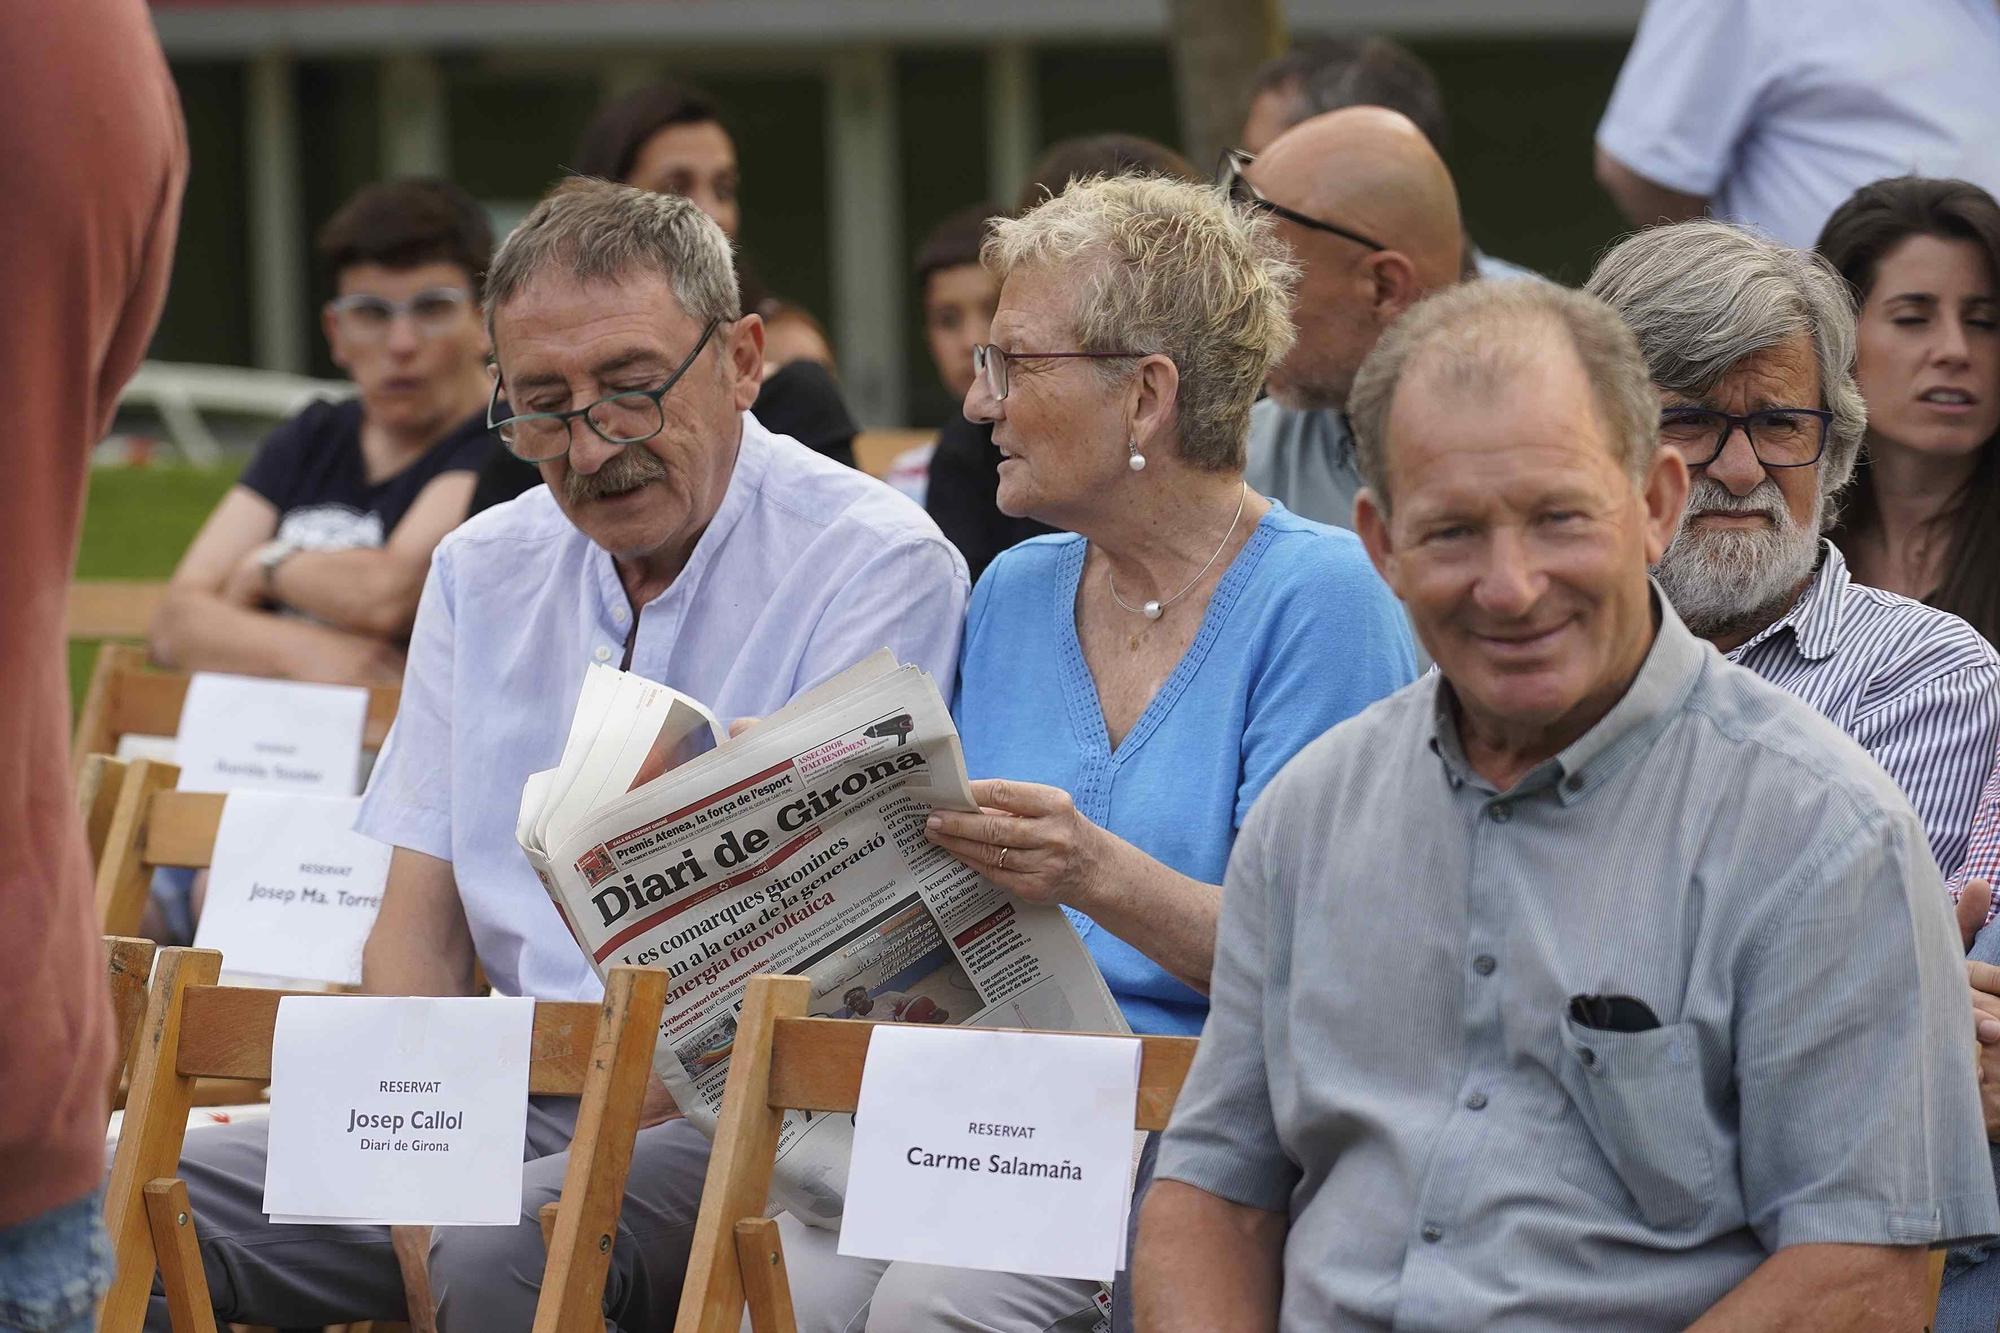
top-left (239, 398), bottom-right (497, 550)
top-left (924, 413), bottom-right (1056, 583)
top-left (465, 358), bottom-right (861, 516)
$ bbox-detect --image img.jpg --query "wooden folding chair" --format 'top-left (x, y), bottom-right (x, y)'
top-left (104, 935), bottom-right (158, 1111)
top-left (94, 758), bottom-right (214, 939)
top-left (101, 947), bottom-right (669, 1333)
top-left (669, 979), bottom-right (1961, 1333)
top-left (671, 974), bottom-right (1197, 1333)
top-left (71, 641), bottom-right (399, 781)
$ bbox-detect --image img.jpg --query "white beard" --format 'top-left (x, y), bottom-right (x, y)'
top-left (1654, 477), bottom-right (1822, 641)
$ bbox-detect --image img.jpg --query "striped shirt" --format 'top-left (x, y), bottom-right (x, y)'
top-left (1727, 541), bottom-right (2000, 879)
top-left (1952, 743), bottom-right (2000, 896)
top-left (1157, 596), bottom-right (1997, 1331)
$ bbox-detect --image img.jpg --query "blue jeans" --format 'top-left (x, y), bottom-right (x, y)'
top-left (0, 1191), bottom-right (111, 1333)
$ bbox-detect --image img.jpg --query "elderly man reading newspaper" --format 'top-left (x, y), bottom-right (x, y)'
top-left (140, 178), bottom-right (969, 1333)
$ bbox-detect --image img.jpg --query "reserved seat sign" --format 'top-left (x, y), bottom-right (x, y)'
top-left (174, 672), bottom-right (369, 796)
top-left (837, 1025), bottom-right (1142, 1281)
top-left (193, 793), bottom-right (391, 987)
top-left (262, 995), bottom-right (534, 1226)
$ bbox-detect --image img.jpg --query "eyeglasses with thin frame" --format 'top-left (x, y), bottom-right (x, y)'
top-left (1218, 149), bottom-right (1389, 253)
top-left (1657, 406), bottom-right (1834, 469)
top-left (325, 287), bottom-right (476, 341)
top-left (970, 343), bottom-right (1147, 401)
top-left (487, 317), bottom-right (723, 462)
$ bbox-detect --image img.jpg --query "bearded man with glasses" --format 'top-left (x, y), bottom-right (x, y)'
top-left (1590, 220), bottom-right (2000, 885)
top-left (138, 178), bottom-right (967, 1333)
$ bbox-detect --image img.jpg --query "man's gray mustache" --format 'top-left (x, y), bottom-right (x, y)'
top-left (564, 449), bottom-right (669, 505)
top-left (1676, 479), bottom-right (1789, 530)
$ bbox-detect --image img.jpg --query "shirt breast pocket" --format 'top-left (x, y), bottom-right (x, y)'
top-left (1556, 1016), bottom-right (1717, 1232)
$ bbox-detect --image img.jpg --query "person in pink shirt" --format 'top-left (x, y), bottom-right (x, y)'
top-left (0, 0), bottom-right (184, 1325)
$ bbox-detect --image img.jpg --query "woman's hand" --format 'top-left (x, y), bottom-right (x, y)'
top-left (925, 779), bottom-right (1106, 912)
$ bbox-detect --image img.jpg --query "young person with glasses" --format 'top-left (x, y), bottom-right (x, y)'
top-left (150, 178), bottom-right (499, 690)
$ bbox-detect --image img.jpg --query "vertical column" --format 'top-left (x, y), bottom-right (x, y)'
top-left (248, 50), bottom-right (306, 373)
top-left (825, 48), bottom-right (905, 428)
top-left (380, 52), bottom-right (449, 178)
top-left (985, 43), bottom-right (1037, 209)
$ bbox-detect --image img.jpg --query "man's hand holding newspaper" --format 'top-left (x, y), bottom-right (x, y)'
top-left (516, 651), bottom-right (1124, 1227)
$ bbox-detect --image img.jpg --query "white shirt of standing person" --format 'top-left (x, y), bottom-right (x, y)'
top-left (1597, 0), bottom-right (2000, 249)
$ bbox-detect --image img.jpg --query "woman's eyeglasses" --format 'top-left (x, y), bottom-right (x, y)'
top-left (970, 343), bottom-right (1147, 401)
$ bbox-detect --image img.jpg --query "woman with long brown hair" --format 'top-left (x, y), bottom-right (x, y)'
top-left (1819, 176), bottom-right (2000, 646)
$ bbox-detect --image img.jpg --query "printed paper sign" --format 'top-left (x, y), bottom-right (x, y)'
top-left (837, 1024), bottom-right (1142, 1281)
top-left (193, 793), bottom-right (391, 987)
top-left (114, 734), bottom-right (177, 764)
top-left (263, 995), bottom-right (534, 1226)
top-left (174, 672), bottom-right (368, 795)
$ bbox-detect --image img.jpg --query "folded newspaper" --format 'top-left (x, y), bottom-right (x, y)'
top-left (516, 650), bottom-right (1126, 1227)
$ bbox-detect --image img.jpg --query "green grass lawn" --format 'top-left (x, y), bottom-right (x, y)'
top-left (69, 463), bottom-right (239, 710)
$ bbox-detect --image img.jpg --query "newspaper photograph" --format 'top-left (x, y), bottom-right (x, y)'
top-left (517, 651), bottom-right (1125, 1227)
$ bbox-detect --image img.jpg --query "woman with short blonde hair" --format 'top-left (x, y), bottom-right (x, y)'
top-left (779, 172), bottom-right (1417, 1329)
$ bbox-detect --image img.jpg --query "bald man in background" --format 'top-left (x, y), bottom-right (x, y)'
top-left (1229, 107), bottom-right (1463, 531)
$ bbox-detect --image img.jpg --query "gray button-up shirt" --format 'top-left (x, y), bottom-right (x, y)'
top-left (1156, 599), bottom-right (1997, 1331)
top-left (1244, 398), bottom-right (1363, 532)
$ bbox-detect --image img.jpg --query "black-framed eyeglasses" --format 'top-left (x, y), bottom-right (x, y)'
top-left (1658, 406), bottom-right (1833, 469)
top-left (325, 287), bottom-right (476, 341)
top-left (971, 343), bottom-right (1147, 401)
top-left (1218, 148), bottom-right (1388, 253)
top-left (487, 317), bottom-right (723, 462)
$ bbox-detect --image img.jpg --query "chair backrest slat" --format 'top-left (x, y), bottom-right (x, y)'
top-left (533, 968), bottom-right (671, 1332)
top-left (94, 758), bottom-right (181, 938)
top-left (173, 984), bottom-right (607, 1093)
top-left (765, 1015), bottom-right (1194, 1131)
top-left (73, 642), bottom-right (148, 778)
top-left (140, 790), bottom-right (226, 868)
top-left (103, 935), bottom-right (157, 1108)
top-left (79, 753), bottom-right (131, 871)
top-left (108, 667), bottom-right (194, 745)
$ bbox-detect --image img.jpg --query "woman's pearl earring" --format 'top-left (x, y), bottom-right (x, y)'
top-left (1127, 438), bottom-right (1147, 472)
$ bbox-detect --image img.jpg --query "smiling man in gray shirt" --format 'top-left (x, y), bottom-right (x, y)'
top-left (1135, 280), bottom-right (1996, 1331)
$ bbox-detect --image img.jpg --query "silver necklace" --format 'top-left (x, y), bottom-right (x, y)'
top-left (1106, 481), bottom-right (1249, 621)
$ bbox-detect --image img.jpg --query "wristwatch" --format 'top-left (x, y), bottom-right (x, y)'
top-left (257, 537), bottom-right (302, 594)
